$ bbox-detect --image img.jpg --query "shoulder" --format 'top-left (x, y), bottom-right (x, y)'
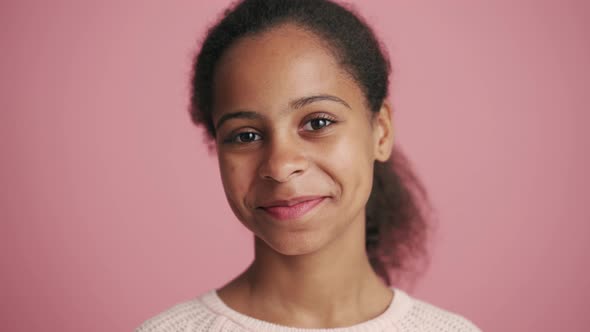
top-left (394, 289), bottom-right (482, 332)
top-left (135, 291), bottom-right (220, 332)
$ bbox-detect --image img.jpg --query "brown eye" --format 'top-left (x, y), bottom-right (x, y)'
top-left (302, 117), bottom-right (335, 131)
top-left (228, 132), bottom-right (262, 143)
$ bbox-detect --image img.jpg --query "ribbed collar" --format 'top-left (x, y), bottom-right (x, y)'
top-left (199, 287), bottom-right (413, 331)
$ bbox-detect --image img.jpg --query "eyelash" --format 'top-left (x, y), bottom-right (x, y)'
top-left (223, 114), bottom-right (337, 144)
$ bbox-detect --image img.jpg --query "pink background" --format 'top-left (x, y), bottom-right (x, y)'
top-left (1, 1), bottom-right (589, 331)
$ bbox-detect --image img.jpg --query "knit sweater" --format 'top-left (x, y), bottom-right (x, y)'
top-left (136, 288), bottom-right (481, 332)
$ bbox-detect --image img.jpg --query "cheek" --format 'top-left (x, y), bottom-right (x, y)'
top-left (218, 154), bottom-right (257, 208)
top-left (315, 127), bottom-right (375, 198)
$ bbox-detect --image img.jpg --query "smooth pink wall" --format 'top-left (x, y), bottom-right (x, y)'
top-left (1, 1), bottom-right (588, 331)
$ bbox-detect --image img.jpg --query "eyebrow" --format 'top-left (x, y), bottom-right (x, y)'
top-left (215, 111), bottom-right (262, 132)
top-left (214, 94), bottom-right (351, 131)
top-left (289, 94), bottom-right (351, 110)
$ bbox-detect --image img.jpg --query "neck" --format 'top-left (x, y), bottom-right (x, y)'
top-left (249, 220), bottom-right (379, 303)
top-left (225, 213), bottom-right (392, 327)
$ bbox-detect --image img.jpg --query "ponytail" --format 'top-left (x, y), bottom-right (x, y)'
top-left (366, 147), bottom-right (430, 285)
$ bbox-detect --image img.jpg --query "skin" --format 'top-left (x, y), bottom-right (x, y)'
top-left (211, 24), bottom-right (395, 328)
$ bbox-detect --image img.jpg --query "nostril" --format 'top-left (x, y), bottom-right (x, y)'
top-left (260, 166), bottom-right (305, 183)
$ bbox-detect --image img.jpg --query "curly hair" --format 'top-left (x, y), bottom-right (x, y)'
top-left (189, 0), bottom-right (430, 285)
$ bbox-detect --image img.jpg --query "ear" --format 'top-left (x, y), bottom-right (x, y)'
top-left (372, 101), bottom-right (394, 162)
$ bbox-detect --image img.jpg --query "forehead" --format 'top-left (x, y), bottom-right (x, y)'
top-left (212, 24), bottom-right (363, 115)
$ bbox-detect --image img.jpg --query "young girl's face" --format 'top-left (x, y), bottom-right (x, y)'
top-left (212, 24), bottom-right (392, 256)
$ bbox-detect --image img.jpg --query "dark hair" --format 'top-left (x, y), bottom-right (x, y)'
top-left (189, 0), bottom-right (430, 285)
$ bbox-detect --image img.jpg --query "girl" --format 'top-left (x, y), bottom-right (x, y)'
top-left (138, 0), bottom-right (481, 331)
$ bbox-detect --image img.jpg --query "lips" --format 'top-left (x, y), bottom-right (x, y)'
top-left (258, 196), bottom-right (327, 221)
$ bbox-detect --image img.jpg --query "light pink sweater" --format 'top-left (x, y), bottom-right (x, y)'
top-left (136, 287), bottom-right (481, 331)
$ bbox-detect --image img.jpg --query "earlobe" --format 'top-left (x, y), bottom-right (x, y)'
top-left (374, 101), bottom-right (394, 162)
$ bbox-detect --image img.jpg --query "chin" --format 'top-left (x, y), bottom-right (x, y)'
top-left (257, 231), bottom-right (330, 257)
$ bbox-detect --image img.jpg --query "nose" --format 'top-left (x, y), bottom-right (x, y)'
top-left (258, 136), bottom-right (309, 183)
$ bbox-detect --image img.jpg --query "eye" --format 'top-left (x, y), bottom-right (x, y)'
top-left (302, 115), bottom-right (336, 131)
top-left (227, 131), bottom-right (262, 144)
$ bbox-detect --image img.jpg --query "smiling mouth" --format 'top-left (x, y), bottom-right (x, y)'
top-left (259, 197), bottom-right (327, 221)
